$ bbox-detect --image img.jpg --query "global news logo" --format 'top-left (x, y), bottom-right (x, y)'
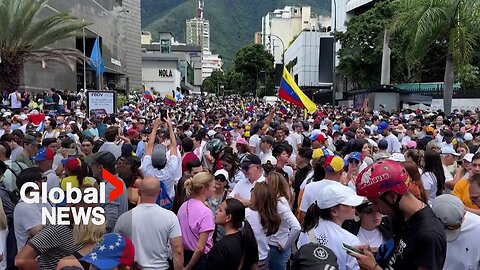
top-left (19, 168), bottom-right (124, 225)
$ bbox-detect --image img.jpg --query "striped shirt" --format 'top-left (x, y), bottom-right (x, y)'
top-left (28, 225), bottom-right (82, 270)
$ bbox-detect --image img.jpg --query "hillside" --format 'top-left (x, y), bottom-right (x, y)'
top-left (141, 0), bottom-right (330, 67)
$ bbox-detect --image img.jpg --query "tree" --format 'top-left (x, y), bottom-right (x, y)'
top-left (0, 0), bottom-right (89, 93)
top-left (395, 0), bottom-right (480, 115)
top-left (202, 70), bottom-right (226, 94)
top-left (233, 43), bottom-right (274, 96)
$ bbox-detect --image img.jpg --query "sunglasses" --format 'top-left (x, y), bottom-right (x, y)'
top-left (349, 159), bottom-right (360, 165)
top-left (215, 176), bottom-right (227, 182)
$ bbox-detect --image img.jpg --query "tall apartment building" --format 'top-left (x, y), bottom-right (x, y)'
top-left (186, 18), bottom-right (210, 51)
top-left (261, 6), bottom-right (322, 64)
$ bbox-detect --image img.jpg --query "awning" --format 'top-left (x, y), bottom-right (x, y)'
top-left (400, 93), bottom-right (432, 105)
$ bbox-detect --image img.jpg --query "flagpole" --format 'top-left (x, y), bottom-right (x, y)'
top-left (82, 20), bottom-right (87, 91)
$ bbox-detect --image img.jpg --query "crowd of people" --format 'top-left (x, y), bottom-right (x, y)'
top-left (0, 90), bottom-right (479, 270)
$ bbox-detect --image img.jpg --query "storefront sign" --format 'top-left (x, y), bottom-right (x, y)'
top-left (159, 69), bottom-right (173, 78)
top-left (111, 58), bottom-right (122, 67)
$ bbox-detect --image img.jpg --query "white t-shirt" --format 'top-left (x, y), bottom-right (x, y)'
top-left (384, 133), bottom-right (401, 154)
top-left (299, 179), bottom-right (344, 213)
top-left (297, 220), bottom-right (360, 270)
top-left (288, 132), bottom-right (302, 155)
top-left (245, 208), bottom-right (270, 260)
top-left (229, 175), bottom-right (265, 201)
top-left (140, 155), bottom-right (180, 198)
top-left (357, 227), bottom-right (385, 249)
top-left (421, 172), bottom-right (438, 206)
top-left (248, 134), bottom-right (261, 155)
top-left (14, 201), bottom-right (51, 250)
top-left (114, 203), bottom-right (182, 270)
top-left (444, 212), bottom-right (480, 270)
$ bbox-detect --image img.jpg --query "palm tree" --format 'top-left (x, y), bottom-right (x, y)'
top-left (0, 0), bottom-right (90, 93)
top-left (395, 0), bottom-right (480, 115)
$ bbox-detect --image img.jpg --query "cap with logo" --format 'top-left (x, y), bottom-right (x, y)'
top-left (348, 152), bottom-right (363, 162)
top-left (432, 194), bottom-right (464, 242)
top-left (34, 147), bottom-right (55, 162)
top-left (292, 242), bottom-right (339, 270)
top-left (356, 160), bottom-right (411, 198)
top-left (81, 233), bottom-right (134, 270)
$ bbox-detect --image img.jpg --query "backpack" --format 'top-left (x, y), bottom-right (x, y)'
top-left (156, 180), bottom-right (173, 210)
top-left (301, 134), bottom-right (311, 148)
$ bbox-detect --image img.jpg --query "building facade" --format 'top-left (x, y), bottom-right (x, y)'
top-left (141, 32), bottom-right (201, 96)
top-left (261, 6), bottom-right (323, 64)
top-left (186, 18), bottom-right (210, 51)
top-left (22, 0), bottom-right (141, 93)
top-left (284, 30), bottom-right (333, 87)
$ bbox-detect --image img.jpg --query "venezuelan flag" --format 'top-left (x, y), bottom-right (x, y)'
top-left (164, 95), bottom-right (176, 107)
top-left (144, 90), bottom-right (154, 101)
top-left (279, 67), bottom-right (317, 113)
top-left (279, 103), bottom-right (288, 115)
top-left (247, 101), bottom-right (254, 112)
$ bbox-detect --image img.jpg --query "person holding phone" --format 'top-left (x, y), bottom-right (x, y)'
top-left (297, 184), bottom-right (364, 270)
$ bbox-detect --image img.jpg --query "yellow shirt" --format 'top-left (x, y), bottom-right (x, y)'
top-left (453, 178), bottom-right (479, 209)
top-left (60, 176), bottom-right (95, 190)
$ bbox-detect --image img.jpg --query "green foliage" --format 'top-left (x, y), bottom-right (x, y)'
top-left (336, 0), bottom-right (419, 88)
top-left (116, 94), bottom-right (129, 108)
top-left (394, 0), bottom-right (480, 114)
top-left (456, 64), bottom-right (480, 89)
top-left (142, 0), bottom-right (329, 68)
top-left (202, 70), bottom-right (226, 94)
top-left (232, 44), bottom-right (274, 96)
top-left (0, 0), bottom-right (90, 92)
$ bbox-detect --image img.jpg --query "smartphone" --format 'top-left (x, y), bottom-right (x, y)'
top-left (342, 243), bottom-right (364, 255)
top-left (160, 109), bottom-right (168, 120)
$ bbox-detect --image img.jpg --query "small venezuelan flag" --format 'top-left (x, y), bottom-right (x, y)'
top-left (279, 67), bottom-right (317, 113)
top-left (247, 101), bottom-right (254, 112)
top-left (279, 103), bottom-right (288, 115)
top-left (144, 90), bottom-right (154, 101)
top-left (164, 95), bottom-right (176, 107)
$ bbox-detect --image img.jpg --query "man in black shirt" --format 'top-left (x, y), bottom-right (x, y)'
top-left (351, 160), bottom-right (446, 270)
top-left (293, 147), bottom-right (313, 213)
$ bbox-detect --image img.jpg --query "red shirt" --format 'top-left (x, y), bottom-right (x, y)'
top-left (182, 152), bottom-right (200, 174)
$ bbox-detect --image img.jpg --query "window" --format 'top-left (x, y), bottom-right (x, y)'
top-left (160, 39), bottom-right (170, 53)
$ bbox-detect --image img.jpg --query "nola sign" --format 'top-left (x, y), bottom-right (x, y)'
top-left (20, 169), bottom-right (124, 225)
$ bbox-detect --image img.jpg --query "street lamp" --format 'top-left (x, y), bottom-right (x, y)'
top-left (265, 34), bottom-right (285, 64)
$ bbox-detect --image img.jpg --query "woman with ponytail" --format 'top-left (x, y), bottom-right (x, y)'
top-left (207, 198), bottom-right (259, 270)
top-left (177, 172), bottom-right (216, 270)
top-left (245, 182), bottom-right (281, 270)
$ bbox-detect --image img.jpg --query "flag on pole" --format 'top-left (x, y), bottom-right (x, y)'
top-left (278, 67), bottom-right (316, 113)
top-left (89, 36), bottom-right (104, 76)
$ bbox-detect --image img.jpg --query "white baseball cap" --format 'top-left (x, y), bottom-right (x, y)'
top-left (262, 155), bottom-right (277, 166)
top-left (316, 184), bottom-right (364, 209)
top-left (388, 153), bottom-right (406, 162)
top-left (464, 133), bottom-right (473, 142)
top-left (214, 169), bottom-right (229, 180)
top-left (463, 153), bottom-right (474, 163)
top-left (441, 146), bottom-right (460, 156)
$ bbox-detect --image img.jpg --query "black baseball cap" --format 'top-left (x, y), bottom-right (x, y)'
top-left (85, 151), bottom-right (116, 169)
top-left (292, 243), bottom-right (338, 270)
top-left (240, 154), bottom-right (261, 168)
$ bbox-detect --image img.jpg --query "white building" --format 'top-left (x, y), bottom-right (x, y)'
top-left (261, 6), bottom-right (323, 64)
top-left (142, 53), bottom-right (181, 97)
top-left (202, 51), bottom-right (222, 81)
top-left (186, 18), bottom-right (210, 51)
top-left (284, 30), bottom-right (334, 87)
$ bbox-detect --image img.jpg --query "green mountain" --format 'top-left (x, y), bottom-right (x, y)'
top-left (141, 0), bottom-right (330, 67)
